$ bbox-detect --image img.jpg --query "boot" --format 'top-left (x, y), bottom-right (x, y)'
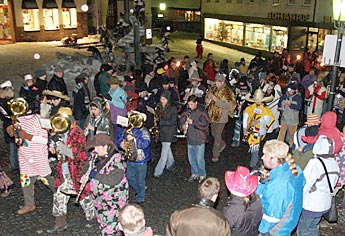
top-left (46, 215), bottom-right (68, 233)
top-left (17, 205), bottom-right (36, 215)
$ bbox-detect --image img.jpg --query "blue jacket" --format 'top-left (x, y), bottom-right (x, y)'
top-left (117, 127), bottom-right (151, 164)
top-left (256, 162), bottom-right (305, 236)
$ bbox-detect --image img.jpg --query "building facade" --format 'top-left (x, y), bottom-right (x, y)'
top-left (202, 0), bottom-right (335, 58)
top-left (1, 0), bottom-right (88, 43)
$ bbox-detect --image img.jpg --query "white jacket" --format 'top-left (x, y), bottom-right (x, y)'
top-left (302, 157), bottom-right (339, 212)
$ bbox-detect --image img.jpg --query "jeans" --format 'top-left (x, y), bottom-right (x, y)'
top-left (154, 142), bottom-right (175, 176)
top-left (297, 212), bottom-right (321, 236)
top-left (126, 161), bottom-right (147, 202)
top-left (9, 142), bottom-right (19, 169)
top-left (188, 144), bottom-right (206, 177)
top-left (231, 119), bottom-right (242, 146)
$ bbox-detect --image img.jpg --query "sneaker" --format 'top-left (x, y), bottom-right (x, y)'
top-left (199, 176), bottom-right (206, 183)
top-left (188, 175), bottom-right (199, 183)
top-left (17, 205), bottom-right (36, 215)
top-left (319, 219), bottom-right (337, 228)
top-left (211, 157), bottom-right (219, 163)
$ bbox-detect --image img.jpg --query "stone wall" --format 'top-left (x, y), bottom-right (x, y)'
top-left (15, 12), bottom-right (88, 42)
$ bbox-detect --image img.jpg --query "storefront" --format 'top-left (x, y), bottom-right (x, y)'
top-left (0, 0), bottom-right (15, 43)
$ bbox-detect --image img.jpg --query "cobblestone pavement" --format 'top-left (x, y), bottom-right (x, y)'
top-left (0, 33), bottom-right (345, 235)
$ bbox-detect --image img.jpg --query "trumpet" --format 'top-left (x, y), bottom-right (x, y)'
top-left (9, 98), bottom-right (28, 146)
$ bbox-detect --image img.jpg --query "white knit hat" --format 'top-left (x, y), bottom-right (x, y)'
top-left (313, 135), bottom-right (335, 157)
top-left (0, 80), bottom-right (12, 88)
top-left (24, 74), bottom-right (33, 81)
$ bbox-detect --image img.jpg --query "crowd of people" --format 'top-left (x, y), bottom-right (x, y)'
top-left (0, 46), bottom-right (345, 236)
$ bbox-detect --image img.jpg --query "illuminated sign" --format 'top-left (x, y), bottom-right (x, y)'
top-left (267, 12), bottom-right (310, 22)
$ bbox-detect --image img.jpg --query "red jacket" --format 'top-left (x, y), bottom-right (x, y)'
top-left (303, 112), bottom-right (342, 154)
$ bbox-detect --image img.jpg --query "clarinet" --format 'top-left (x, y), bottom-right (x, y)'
top-left (183, 109), bottom-right (192, 136)
top-left (74, 156), bottom-right (95, 204)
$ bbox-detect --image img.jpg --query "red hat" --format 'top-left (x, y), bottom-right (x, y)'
top-left (224, 166), bottom-right (259, 197)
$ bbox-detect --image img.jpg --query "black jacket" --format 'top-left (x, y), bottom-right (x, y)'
top-left (222, 194), bottom-right (262, 236)
top-left (159, 105), bottom-right (177, 143)
top-left (35, 79), bottom-right (48, 95)
top-left (0, 98), bottom-right (14, 143)
top-left (72, 82), bottom-right (90, 120)
top-left (48, 75), bottom-right (68, 96)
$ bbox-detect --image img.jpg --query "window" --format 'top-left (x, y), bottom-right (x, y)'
top-left (303, 0), bottom-right (312, 6)
top-left (22, 0), bottom-right (40, 31)
top-left (245, 23), bottom-right (271, 51)
top-left (62, 0), bottom-right (77, 29)
top-left (272, 0), bottom-right (280, 5)
top-left (43, 0), bottom-right (59, 30)
top-left (271, 26), bottom-right (288, 52)
top-left (288, 0), bottom-right (296, 5)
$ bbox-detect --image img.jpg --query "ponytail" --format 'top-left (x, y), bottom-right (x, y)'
top-left (286, 153), bottom-right (298, 176)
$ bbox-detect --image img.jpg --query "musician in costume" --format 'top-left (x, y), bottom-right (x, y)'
top-left (305, 77), bottom-right (327, 118)
top-left (180, 95), bottom-right (210, 183)
top-left (47, 107), bottom-right (95, 233)
top-left (183, 70), bottom-right (207, 105)
top-left (85, 96), bottom-right (111, 140)
top-left (205, 73), bottom-right (236, 163)
top-left (81, 133), bottom-right (128, 236)
top-left (6, 98), bottom-right (55, 215)
top-left (117, 111), bottom-right (151, 204)
top-left (243, 88), bottom-right (274, 170)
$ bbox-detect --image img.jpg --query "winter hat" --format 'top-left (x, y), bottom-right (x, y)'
top-left (161, 90), bottom-right (171, 100)
top-left (305, 114), bottom-right (321, 126)
top-left (54, 66), bottom-right (64, 73)
top-left (189, 70), bottom-right (202, 82)
top-left (43, 90), bottom-right (70, 101)
top-left (0, 80), bottom-right (12, 88)
top-left (109, 76), bottom-right (122, 85)
top-left (125, 75), bottom-right (135, 82)
top-left (215, 73), bottom-right (226, 82)
top-left (312, 135), bottom-right (335, 158)
top-left (87, 133), bottom-right (114, 149)
top-left (161, 76), bottom-right (170, 85)
top-left (286, 83), bottom-right (297, 91)
top-left (24, 74), bottom-right (33, 81)
top-left (35, 69), bottom-right (46, 78)
top-left (224, 166), bottom-right (259, 197)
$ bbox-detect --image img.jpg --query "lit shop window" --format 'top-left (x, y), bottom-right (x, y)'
top-left (43, 0), bottom-right (59, 30)
top-left (245, 23), bottom-right (271, 51)
top-left (23, 9), bottom-right (40, 31)
top-left (62, 8), bottom-right (77, 28)
top-left (271, 26), bottom-right (288, 52)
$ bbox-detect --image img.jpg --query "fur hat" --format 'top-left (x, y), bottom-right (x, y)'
top-left (313, 135), bottom-right (335, 158)
top-left (225, 166), bottom-right (258, 197)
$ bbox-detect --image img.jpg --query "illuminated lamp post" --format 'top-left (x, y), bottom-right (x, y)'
top-left (327, 0), bottom-right (345, 111)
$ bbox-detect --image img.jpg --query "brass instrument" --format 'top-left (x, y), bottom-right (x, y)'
top-left (149, 107), bottom-right (160, 143)
top-left (9, 98), bottom-right (29, 146)
top-left (183, 109), bottom-right (192, 136)
top-left (242, 114), bottom-right (257, 143)
top-left (205, 85), bottom-right (217, 109)
top-left (124, 112), bottom-right (144, 161)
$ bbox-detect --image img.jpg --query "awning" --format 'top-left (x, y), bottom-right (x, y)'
top-left (22, 0), bottom-right (39, 9)
top-left (62, 0), bottom-right (76, 8)
top-left (43, 0), bottom-right (58, 9)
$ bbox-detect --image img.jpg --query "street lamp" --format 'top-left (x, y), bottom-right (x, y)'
top-left (159, 3), bottom-right (166, 28)
top-left (327, 0), bottom-right (345, 111)
top-left (159, 3), bottom-right (166, 11)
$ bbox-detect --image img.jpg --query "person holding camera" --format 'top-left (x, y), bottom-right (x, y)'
top-left (305, 77), bottom-right (326, 118)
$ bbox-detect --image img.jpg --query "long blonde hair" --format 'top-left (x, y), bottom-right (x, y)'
top-left (261, 140), bottom-right (298, 179)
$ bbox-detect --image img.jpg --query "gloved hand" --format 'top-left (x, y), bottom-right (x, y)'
top-left (89, 169), bottom-right (97, 179)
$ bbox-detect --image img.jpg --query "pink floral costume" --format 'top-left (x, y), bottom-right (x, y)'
top-left (90, 152), bottom-right (128, 236)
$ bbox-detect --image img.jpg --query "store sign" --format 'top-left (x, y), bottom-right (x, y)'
top-left (267, 12), bottom-right (310, 22)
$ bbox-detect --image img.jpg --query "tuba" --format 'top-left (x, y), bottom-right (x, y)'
top-left (125, 112), bottom-right (144, 161)
top-left (9, 98), bottom-right (29, 146)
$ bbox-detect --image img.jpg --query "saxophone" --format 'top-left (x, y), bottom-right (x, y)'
top-left (124, 112), bottom-right (144, 161)
top-left (242, 113), bottom-right (257, 143)
top-left (149, 107), bottom-right (160, 143)
top-left (205, 85), bottom-right (217, 109)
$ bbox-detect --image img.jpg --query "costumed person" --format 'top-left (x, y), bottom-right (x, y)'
top-left (243, 88), bottom-right (274, 170)
top-left (72, 72), bottom-right (91, 129)
top-left (0, 80), bottom-right (18, 170)
top-left (117, 111), bottom-right (151, 204)
top-left (165, 177), bottom-right (230, 236)
top-left (180, 95), bottom-right (210, 183)
top-left (231, 79), bottom-right (249, 147)
top-left (47, 107), bottom-right (95, 233)
top-left (108, 76), bottom-right (128, 142)
top-left (222, 166), bottom-right (262, 236)
top-left (205, 73), bottom-right (236, 163)
top-left (0, 163), bottom-right (14, 197)
top-left (81, 133), bottom-right (129, 236)
top-left (85, 97), bottom-right (111, 140)
top-left (305, 78), bottom-right (327, 118)
top-left (153, 90), bottom-right (178, 178)
top-left (183, 70), bottom-right (207, 105)
top-left (119, 203), bottom-right (154, 236)
top-left (195, 35), bottom-right (203, 59)
top-left (297, 136), bottom-right (340, 236)
top-left (277, 83), bottom-right (303, 147)
top-left (48, 66), bottom-right (68, 96)
top-left (124, 74), bottom-right (139, 111)
top-left (257, 140), bottom-right (305, 236)
top-left (6, 98), bottom-right (55, 215)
